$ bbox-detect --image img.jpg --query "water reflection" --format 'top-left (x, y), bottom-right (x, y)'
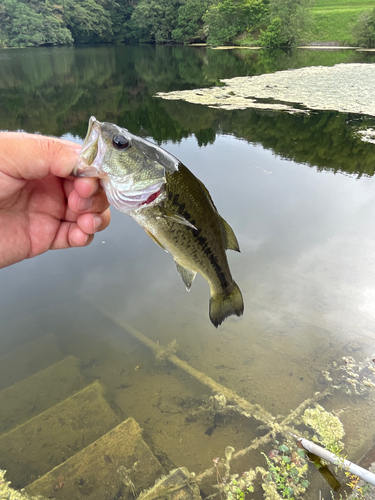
top-left (1, 45), bottom-right (375, 497)
top-left (1, 45), bottom-right (375, 176)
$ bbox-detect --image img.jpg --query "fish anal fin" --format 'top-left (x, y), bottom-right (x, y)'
top-left (220, 216), bottom-right (240, 252)
top-left (176, 262), bottom-right (196, 291)
top-left (145, 229), bottom-right (167, 252)
top-left (209, 282), bottom-right (244, 327)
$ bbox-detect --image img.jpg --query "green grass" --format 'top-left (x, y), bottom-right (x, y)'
top-left (309, 0), bottom-right (374, 43)
top-left (313, 0), bottom-right (374, 8)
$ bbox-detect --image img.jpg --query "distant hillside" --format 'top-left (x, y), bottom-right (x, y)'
top-left (310, 0), bottom-right (374, 44)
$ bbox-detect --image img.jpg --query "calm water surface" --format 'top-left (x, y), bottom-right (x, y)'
top-left (1, 45), bottom-right (375, 497)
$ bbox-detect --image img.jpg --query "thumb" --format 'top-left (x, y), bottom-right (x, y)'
top-left (0, 132), bottom-right (82, 180)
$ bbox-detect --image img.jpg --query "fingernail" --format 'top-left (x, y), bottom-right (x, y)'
top-left (78, 197), bottom-right (92, 211)
top-left (93, 215), bottom-right (102, 229)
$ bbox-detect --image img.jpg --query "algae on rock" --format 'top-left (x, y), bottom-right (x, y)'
top-left (302, 404), bottom-right (345, 453)
top-left (0, 470), bottom-right (45, 500)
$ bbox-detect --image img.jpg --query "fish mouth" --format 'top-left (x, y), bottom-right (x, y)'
top-left (73, 116), bottom-right (105, 177)
top-left (73, 116), bottom-right (166, 214)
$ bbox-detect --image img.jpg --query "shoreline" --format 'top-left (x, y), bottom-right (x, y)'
top-left (189, 43), bottom-right (375, 51)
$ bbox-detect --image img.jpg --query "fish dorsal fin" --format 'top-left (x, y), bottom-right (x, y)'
top-left (220, 216), bottom-right (240, 252)
top-left (175, 262), bottom-right (196, 291)
top-left (145, 229), bottom-right (168, 252)
top-left (161, 207), bottom-right (197, 230)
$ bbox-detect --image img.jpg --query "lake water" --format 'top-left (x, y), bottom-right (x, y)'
top-left (1, 45), bottom-right (375, 498)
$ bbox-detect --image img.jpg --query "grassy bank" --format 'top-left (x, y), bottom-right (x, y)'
top-left (310, 0), bottom-right (374, 44)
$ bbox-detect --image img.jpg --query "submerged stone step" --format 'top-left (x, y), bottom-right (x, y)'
top-left (0, 355), bottom-right (85, 437)
top-left (0, 333), bottom-right (64, 391)
top-left (26, 417), bottom-right (165, 500)
top-left (0, 380), bottom-right (120, 489)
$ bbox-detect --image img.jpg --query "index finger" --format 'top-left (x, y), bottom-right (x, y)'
top-left (0, 132), bottom-right (82, 180)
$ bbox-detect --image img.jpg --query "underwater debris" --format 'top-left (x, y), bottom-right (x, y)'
top-left (89, 308), bottom-right (276, 426)
top-left (118, 463), bottom-right (139, 498)
top-left (261, 441), bottom-right (309, 500)
top-left (138, 467), bottom-right (200, 500)
top-left (346, 461), bottom-right (375, 499)
top-left (323, 357), bottom-right (375, 395)
top-left (211, 447), bottom-right (257, 500)
top-left (0, 470), bottom-right (45, 500)
top-left (302, 404), bottom-right (345, 453)
top-left (210, 440), bottom-right (309, 500)
top-left (155, 339), bottom-right (178, 362)
top-left (183, 392), bottom-right (264, 431)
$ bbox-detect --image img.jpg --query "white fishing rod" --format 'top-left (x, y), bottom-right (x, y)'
top-left (291, 434), bottom-right (375, 487)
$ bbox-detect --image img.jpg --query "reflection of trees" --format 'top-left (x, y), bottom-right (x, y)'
top-left (161, 100), bottom-right (375, 177)
top-left (0, 45), bottom-right (374, 177)
top-left (240, 109), bottom-right (375, 177)
top-left (0, 46), bottom-right (118, 135)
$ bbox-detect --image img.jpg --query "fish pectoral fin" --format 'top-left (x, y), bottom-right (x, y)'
top-left (161, 207), bottom-right (197, 230)
top-left (175, 262), bottom-right (196, 291)
top-left (145, 229), bottom-right (168, 252)
top-left (220, 216), bottom-right (240, 252)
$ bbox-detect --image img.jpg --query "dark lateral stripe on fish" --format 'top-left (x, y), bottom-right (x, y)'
top-left (168, 192), bottom-right (230, 289)
top-left (187, 227), bottom-right (230, 290)
top-left (194, 232), bottom-right (230, 289)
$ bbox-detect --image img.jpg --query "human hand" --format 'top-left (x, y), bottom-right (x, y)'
top-left (0, 132), bottom-right (111, 269)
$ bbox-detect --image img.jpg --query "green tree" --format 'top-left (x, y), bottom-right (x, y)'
top-left (203, 0), bottom-right (267, 47)
top-left (259, 16), bottom-right (281, 47)
top-left (353, 7), bottom-right (375, 48)
top-left (172, 0), bottom-right (211, 43)
top-left (63, 0), bottom-right (113, 43)
top-left (0, 0), bottom-right (73, 47)
top-left (107, 1), bottom-right (134, 43)
top-left (262, 0), bottom-right (312, 47)
top-left (131, 0), bottom-right (181, 43)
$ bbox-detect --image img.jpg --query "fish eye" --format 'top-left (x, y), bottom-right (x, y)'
top-left (112, 134), bottom-right (130, 150)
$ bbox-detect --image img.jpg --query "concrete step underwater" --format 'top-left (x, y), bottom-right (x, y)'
top-left (0, 380), bottom-right (120, 489)
top-left (0, 355), bottom-right (85, 437)
top-left (26, 417), bottom-right (166, 500)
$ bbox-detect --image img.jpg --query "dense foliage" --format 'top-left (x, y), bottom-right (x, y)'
top-left (0, 0), bottom-right (73, 47)
top-left (172, 0), bottom-right (211, 43)
top-left (260, 0), bottom-right (313, 47)
top-left (0, 0), bottom-right (315, 48)
top-left (203, 0), bottom-right (267, 46)
top-left (0, 0), bottom-right (373, 48)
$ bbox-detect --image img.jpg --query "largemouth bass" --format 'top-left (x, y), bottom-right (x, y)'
top-left (74, 116), bottom-right (244, 327)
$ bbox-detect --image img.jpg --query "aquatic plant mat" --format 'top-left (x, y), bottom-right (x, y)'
top-left (156, 63), bottom-right (375, 118)
top-left (88, 303), bottom-right (375, 500)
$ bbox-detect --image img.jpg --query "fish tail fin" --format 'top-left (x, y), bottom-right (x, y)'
top-left (209, 282), bottom-right (244, 328)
